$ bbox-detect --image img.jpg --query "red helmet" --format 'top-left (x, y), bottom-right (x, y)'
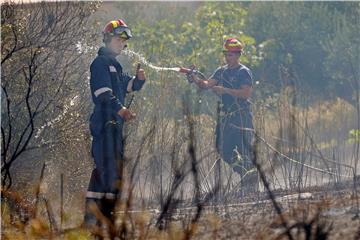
top-left (223, 38), bottom-right (243, 53)
top-left (103, 19), bottom-right (132, 40)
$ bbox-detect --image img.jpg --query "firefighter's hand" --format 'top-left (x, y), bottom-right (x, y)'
top-left (197, 80), bottom-right (211, 89)
top-left (137, 69), bottom-right (146, 81)
top-left (186, 72), bottom-right (195, 83)
top-left (211, 85), bottom-right (225, 95)
top-left (118, 107), bottom-right (136, 121)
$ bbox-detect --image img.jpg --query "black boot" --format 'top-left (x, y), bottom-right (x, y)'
top-left (101, 198), bottom-right (116, 223)
top-left (83, 198), bottom-right (102, 228)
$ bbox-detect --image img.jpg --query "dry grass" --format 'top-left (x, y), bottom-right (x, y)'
top-left (2, 184), bottom-right (359, 239)
top-left (2, 87), bottom-right (359, 239)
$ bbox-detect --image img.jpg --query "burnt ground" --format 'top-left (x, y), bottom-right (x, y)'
top-left (2, 178), bottom-right (359, 239)
top-left (116, 179), bottom-right (360, 240)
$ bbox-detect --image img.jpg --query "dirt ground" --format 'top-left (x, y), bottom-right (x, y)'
top-left (2, 179), bottom-right (359, 240)
top-left (118, 182), bottom-right (360, 240)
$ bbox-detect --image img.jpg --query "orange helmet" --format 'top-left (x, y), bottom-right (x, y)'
top-left (223, 38), bottom-right (243, 53)
top-left (103, 19), bottom-right (132, 42)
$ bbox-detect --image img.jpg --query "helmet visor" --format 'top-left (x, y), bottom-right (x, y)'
top-left (113, 26), bottom-right (132, 39)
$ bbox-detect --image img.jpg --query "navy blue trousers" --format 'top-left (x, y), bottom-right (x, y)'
top-left (216, 109), bottom-right (254, 177)
top-left (84, 120), bottom-right (124, 225)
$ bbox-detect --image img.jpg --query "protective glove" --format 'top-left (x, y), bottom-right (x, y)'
top-left (186, 72), bottom-right (196, 83)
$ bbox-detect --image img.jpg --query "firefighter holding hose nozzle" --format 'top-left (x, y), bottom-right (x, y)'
top-left (187, 38), bottom-right (257, 195)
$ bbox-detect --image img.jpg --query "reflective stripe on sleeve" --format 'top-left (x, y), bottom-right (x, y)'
top-left (127, 76), bottom-right (136, 93)
top-left (94, 87), bottom-right (112, 97)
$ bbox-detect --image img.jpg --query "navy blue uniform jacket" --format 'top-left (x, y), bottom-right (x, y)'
top-left (89, 47), bottom-right (144, 136)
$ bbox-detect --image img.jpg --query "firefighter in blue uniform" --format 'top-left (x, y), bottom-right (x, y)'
top-left (84, 19), bottom-right (146, 226)
top-left (188, 38), bottom-right (257, 194)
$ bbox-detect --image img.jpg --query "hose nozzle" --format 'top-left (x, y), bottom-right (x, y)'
top-left (179, 67), bottom-right (193, 74)
top-left (178, 67), bottom-right (206, 80)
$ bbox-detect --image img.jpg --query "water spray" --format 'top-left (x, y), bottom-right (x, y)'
top-left (123, 49), bottom-right (207, 110)
top-left (123, 49), bottom-right (206, 81)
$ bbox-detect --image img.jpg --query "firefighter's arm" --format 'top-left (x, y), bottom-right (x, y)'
top-left (189, 74), bottom-right (217, 89)
top-left (126, 64), bottom-right (146, 93)
top-left (196, 78), bottom-right (217, 89)
top-left (95, 91), bottom-right (135, 121)
top-left (118, 107), bottom-right (136, 121)
top-left (212, 68), bottom-right (253, 98)
top-left (212, 84), bottom-right (252, 99)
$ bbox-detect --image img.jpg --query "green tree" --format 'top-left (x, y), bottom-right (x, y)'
top-left (246, 2), bottom-right (359, 105)
top-left (127, 2), bottom-right (260, 118)
top-left (322, 4), bottom-right (359, 106)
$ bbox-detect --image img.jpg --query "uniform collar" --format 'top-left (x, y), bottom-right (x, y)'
top-left (98, 47), bottom-right (118, 59)
top-left (225, 63), bottom-right (242, 70)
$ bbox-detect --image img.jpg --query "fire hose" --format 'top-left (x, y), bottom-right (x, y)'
top-left (126, 65), bottom-right (206, 109)
top-left (177, 66), bottom-right (207, 82)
